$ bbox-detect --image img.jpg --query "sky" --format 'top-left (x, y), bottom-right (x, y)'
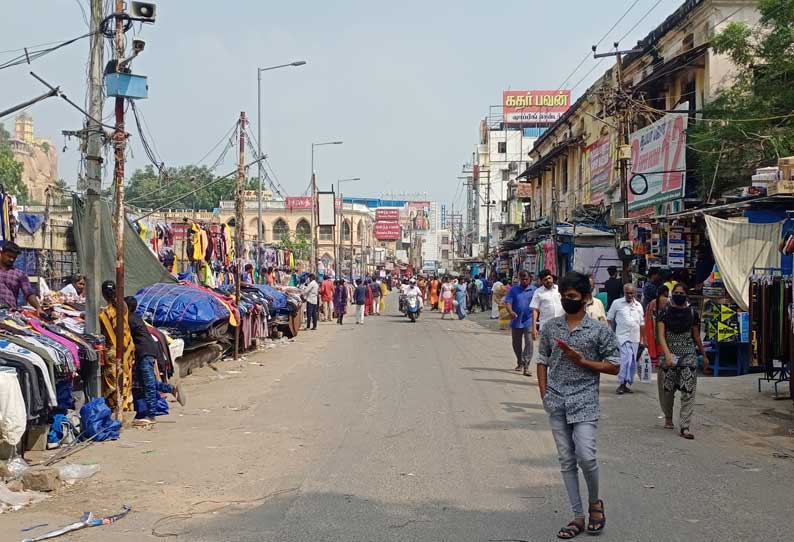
top-left (0, 0), bottom-right (685, 208)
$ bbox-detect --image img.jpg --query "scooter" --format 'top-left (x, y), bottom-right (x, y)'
top-left (405, 294), bottom-right (421, 322)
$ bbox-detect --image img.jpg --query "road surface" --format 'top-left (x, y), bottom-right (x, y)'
top-left (2, 296), bottom-right (794, 541)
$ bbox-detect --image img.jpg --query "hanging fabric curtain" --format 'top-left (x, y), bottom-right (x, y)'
top-left (704, 215), bottom-right (782, 311)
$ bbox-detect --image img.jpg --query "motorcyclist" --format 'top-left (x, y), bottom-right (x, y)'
top-left (404, 278), bottom-right (424, 310)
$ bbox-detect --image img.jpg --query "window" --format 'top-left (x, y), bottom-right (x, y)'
top-left (341, 219), bottom-right (351, 241)
top-left (561, 157), bottom-right (569, 194)
top-left (356, 220), bottom-right (363, 241)
top-left (272, 218), bottom-right (288, 240)
top-left (498, 141), bottom-right (507, 154)
top-left (319, 225), bottom-right (333, 241)
top-left (295, 219), bottom-right (311, 239)
top-left (441, 235), bottom-right (449, 245)
top-left (442, 249), bottom-right (449, 259)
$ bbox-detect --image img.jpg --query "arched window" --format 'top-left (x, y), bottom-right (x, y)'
top-left (272, 218), bottom-right (288, 240)
top-left (319, 225), bottom-right (333, 241)
top-left (296, 218), bottom-right (311, 239)
top-left (341, 219), bottom-right (351, 241)
top-left (356, 220), bottom-right (363, 241)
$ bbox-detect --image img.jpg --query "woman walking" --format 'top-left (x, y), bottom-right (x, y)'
top-left (645, 285), bottom-right (669, 365)
top-left (455, 279), bottom-right (468, 320)
top-left (428, 276), bottom-right (440, 310)
top-left (333, 279), bottom-right (348, 325)
top-left (440, 277), bottom-right (454, 319)
top-left (657, 283), bottom-right (709, 438)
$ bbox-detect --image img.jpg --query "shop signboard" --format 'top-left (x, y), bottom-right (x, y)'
top-left (515, 182), bottom-right (532, 199)
top-left (375, 208), bottom-right (400, 221)
top-left (503, 90), bottom-right (571, 124)
top-left (374, 221), bottom-right (400, 240)
top-left (585, 136), bottom-right (612, 204)
top-left (627, 102), bottom-right (688, 211)
top-left (286, 196), bottom-right (312, 210)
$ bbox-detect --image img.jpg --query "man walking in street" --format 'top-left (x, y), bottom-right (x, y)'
top-left (607, 283), bottom-right (645, 394)
top-left (505, 270), bottom-right (536, 376)
top-left (530, 269), bottom-right (563, 341)
top-left (302, 273), bottom-right (320, 331)
top-left (353, 278), bottom-right (368, 325)
top-left (603, 266), bottom-right (623, 311)
top-left (320, 275), bottom-right (335, 322)
top-left (479, 274), bottom-right (492, 312)
top-left (642, 268), bottom-right (661, 311)
top-left (537, 271), bottom-right (619, 539)
top-left (371, 278), bottom-right (382, 316)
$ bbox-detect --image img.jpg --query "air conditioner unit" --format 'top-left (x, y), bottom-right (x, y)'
top-left (508, 162), bottom-right (518, 172)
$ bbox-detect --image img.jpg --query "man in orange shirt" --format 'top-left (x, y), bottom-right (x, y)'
top-left (320, 276), bottom-right (335, 321)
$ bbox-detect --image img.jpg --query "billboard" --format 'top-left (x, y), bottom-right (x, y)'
top-left (503, 90), bottom-right (571, 124)
top-left (628, 102), bottom-right (688, 211)
top-left (585, 136), bottom-right (613, 204)
top-left (317, 192), bottom-right (336, 226)
top-left (375, 208), bottom-right (400, 221)
top-left (286, 196), bottom-right (312, 209)
top-left (374, 221), bottom-right (400, 240)
top-left (406, 201), bottom-right (430, 231)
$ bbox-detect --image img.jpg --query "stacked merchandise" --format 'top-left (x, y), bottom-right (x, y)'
top-left (0, 189), bottom-right (19, 245)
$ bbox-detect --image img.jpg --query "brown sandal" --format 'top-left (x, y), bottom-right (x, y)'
top-left (679, 428), bottom-right (694, 440)
top-left (557, 520), bottom-right (585, 539)
top-left (663, 419), bottom-right (674, 429)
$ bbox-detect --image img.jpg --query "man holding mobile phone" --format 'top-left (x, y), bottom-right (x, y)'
top-left (536, 271), bottom-right (620, 540)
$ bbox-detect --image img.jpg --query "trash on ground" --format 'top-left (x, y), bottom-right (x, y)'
top-left (21, 504), bottom-right (131, 541)
top-left (0, 483), bottom-right (47, 512)
top-left (58, 464), bottom-right (101, 481)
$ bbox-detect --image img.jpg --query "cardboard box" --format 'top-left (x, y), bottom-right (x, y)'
top-left (768, 180), bottom-right (794, 195)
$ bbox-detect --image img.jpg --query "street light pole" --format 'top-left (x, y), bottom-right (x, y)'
top-left (336, 177), bottom-right (360, 277)
top-left (257, 61), bottom-right (305, 247)
top-left (310, 140), bottom-right (343, 273)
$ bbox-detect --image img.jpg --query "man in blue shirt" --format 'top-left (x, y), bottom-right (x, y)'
top-left (505, 270), bottom-right (537, 376)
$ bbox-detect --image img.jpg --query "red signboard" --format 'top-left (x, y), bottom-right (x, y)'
top-left (503, 90), bottom-right (571, 124)
top-left (374, 221), bottom-right (400, 240)
top-left (375, 208), bottom-right (400, 221)
top-left (286, 196), bottom-right (312, 210)
top-left (171, 223), bottom-right (189, 240)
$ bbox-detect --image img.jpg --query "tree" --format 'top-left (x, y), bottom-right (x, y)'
top-left (0, 123), bottom-right (27, 202)
top-left (278, 231), bottom-right (310, 260)
top-left (688, 0), bottom-right (794, 198)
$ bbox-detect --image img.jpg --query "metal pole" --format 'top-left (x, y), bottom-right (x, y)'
top-left (335, 180), bottom-right (339, 276)
top-left (310, 144), bottom-right (315, 273)
top-left (234, 112), bottom-right (247, 360)
top-left (349, 203), bottom-right (354, 279)
top-left (485, 170), bottom-right (491, 269)
top-left (257, 69), bottom-right (263, 248)
top-left (112, 0), bottom-right (126, 421)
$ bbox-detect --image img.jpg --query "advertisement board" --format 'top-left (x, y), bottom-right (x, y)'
top-left (406, 201), bottom-right (430, 231)
top-left (628, 102), bottom-right (688, 211)
top-left (374, 221), bottom-right (400, 240)
top-left (317, 192), bottom-right (336, 226)
top-left (585, 136), bottom-right (612, 204)
top-left (503, 90), bottom-right (571, 124)
top-left (375, 208), bottom-right (400, 221)
top-left (516, 182), bottom-right (532, 199)
top-left (285, 196), bottom-right (312, 210)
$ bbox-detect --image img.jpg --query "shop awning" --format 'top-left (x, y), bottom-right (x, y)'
top-left (517, 137), bottom-right (580, 180)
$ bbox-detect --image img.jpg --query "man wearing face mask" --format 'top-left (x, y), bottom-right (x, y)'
top-left (530, 269), bottom-right (564, 341)
top-left (607, 283), bottom-right (645, 395)
top-left (536, 271), bottom-right (620, 539)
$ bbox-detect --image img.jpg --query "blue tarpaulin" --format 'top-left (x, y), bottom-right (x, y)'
top-left (135, 283), bottom-right (231, 332)
top-left (251, 284), bottom-right (288, 310)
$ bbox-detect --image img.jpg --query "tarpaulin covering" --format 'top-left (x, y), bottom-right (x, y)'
top-left (72, 195), bottom-right (176, 296)
top-left (134, 282), bottom-right (231, 332)
top-left (704, 215), bottom-right (782, 311)
top-left (251, 284), bottom-right (287, 310)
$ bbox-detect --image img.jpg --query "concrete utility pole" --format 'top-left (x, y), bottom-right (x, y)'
top-left (112, 0), bottom-right (128, 420)
top-left (234, 112), bottom-right (247, 361)
top-left (85, 0), bottom-right (104, 338)
top-left (484, 169), bottom-right (492, 269)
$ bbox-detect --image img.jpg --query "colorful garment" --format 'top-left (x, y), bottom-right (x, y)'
top-left (98, 304), bottom-right (135, 412)
top-left (428, 279), bottom-right (440, 307)
top-left (441, 282), bottom-right (454, 314)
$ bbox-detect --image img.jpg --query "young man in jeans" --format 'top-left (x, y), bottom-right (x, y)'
top-left (537, 271), bottom-right (620, 539)
top-left (504, 270), bottom-right (536, 376)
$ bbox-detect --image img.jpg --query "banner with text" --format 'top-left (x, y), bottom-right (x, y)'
top-left (374, 221), bottom-right (401, 240)
top-left (375, 208), bottom-right (400, 221)
top-left (503, 90), bottom-right (571, 124)
top-left (585, 136), bottom-right (613, 204)
top-left (628, 102), bottom-right (688, 211)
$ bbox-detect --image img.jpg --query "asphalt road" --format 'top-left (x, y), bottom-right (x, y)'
top-left (3, 297), bottom-right (794, 541)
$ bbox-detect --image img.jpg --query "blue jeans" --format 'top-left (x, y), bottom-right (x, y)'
top-left (139, 355), bottom-right (173, 417)
top-left (548, 410), bottom-right (599, 517)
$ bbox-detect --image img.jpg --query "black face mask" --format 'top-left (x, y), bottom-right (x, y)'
top-left (671, 293), bottom-right (687, 305)
top-left (561, 298), bottom-right (584, 314)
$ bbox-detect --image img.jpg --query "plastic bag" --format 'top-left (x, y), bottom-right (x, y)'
top-left (637, 345), bottom-right (653, 383)
top-left (58, 463), bottom-right (101, 481)
top-left (2, 455), bottom-right (29, 479)
top-left (79, 398), bottom-right (121, 442)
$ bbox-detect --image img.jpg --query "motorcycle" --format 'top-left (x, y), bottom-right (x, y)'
top-left (405, 293), bottom-right (421, 322)
top-left (399, 294), bottom-right (407, 315)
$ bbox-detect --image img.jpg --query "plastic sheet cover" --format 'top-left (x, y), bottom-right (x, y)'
top-left (135, 283), bottom-right (231, 332)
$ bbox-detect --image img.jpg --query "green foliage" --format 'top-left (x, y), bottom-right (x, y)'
top-left (125, 165), bottom-right (258, 210)
top-left (278, 232), bottom-right (310, 260)
top-left (688, 0), bottom-right (794, 198)
top-left (0, 123), bottom-right (27, 203)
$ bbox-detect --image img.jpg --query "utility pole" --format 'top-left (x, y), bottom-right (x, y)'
top-left (594, 43), bottom-right (635, 280)
top-left (85, 0), bottom-right (104, 341)
top-left (112, 0), bottom-right (128, 421)
top-left (234, 112), bottom-right (247, 361)
top-left (484, 169), bottom-right (492, 269)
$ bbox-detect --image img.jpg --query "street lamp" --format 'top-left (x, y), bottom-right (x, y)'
top-left (310, 141), bottom-right (343, 272)
top-left (257, 60), bottom-right (306, 245)
top-left (335, 177), bottom-right (360, 277)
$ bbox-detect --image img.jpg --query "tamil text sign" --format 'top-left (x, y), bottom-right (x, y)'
top-left (586, 136), bottom-right (612, 204)
top-left (503, 90), bottom-right (571, 124)
top-left (628, 102), bottom-right (688, 211)
top-left (374, 221), bottom-right (400, 240)
top-left (286, 196), bottom-right (312, 210)
top-left (375, 208), bottom-right (400, 221)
